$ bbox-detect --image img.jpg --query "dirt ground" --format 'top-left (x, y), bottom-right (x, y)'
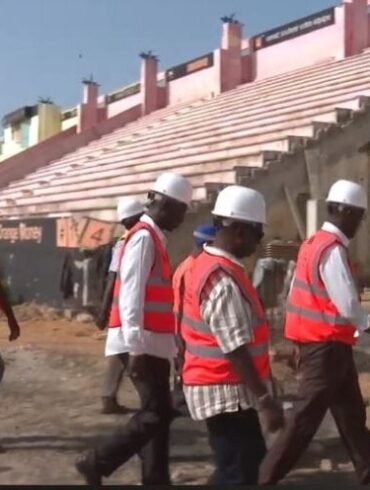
top-left (1, 317), bottom-right (370, 485)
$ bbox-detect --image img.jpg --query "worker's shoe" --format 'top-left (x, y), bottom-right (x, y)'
top-left (101, 397), bottom-right (129, 415)
top-left (75, 455), bottom-right (102, 486)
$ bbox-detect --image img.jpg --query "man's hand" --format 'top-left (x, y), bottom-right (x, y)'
top-left (95, 315), bottom-right (107, 331)
top-left (8, 316), bottom-right (20, 342)
top-left (259, 396), bottom-right (285, 433)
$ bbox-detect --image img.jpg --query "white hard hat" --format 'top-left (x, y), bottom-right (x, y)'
top-left (212, 185), bottom-right (266, 224)
top-left (117, 198), bottom-right (145, 221)
top-left (326, 179), bottom-right (368, 210)
top-left (151, 172), bottom-right (193, 206)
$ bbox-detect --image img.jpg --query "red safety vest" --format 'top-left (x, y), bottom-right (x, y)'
top-left (181, 251), bottom-right (271, 385)
top-left (108, 221), bottom-right (175, 334)
top-left (173, 255), bottom-right (195, 331)
top-left (285, 229), bottom-right (357, 345)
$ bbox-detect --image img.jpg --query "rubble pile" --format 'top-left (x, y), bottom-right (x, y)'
top-left (10, 302), bottom-right (63, 322)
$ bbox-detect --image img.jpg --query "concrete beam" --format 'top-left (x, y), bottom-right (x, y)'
top-left (283, 185), bottom-right (306, 240)
top-left (306, 199), bottom-right (326, 237)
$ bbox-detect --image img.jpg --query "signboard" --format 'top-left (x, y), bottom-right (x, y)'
top-left (0, 216), bottom-right (116, 250)
top-left (0, 216), bottom-right (117, 307)
top-left (78, 218), bottom-right (115, 248)
top-left (107, 83), bottom-right (141, 104)
top-left (166, 52), bottom-right (214, 82)
top-left (62, 108), bottom-right (78, 121)
top-left (252, 7), bottom-right (335, 51)
top-left (56, 216), bottom-right (116, 249)
top-left (0, 220), bottom-right (50, 247)
top-left (56, 217), bottom-right (88, 248)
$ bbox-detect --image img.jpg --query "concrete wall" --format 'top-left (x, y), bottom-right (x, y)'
top-left (29, 114), bottom-right (39, 147)
top-left (0, 104), bottom-right (141, 191)
top-left (1, 126), bottom-right (22, 160)
top-left (1, 104), bottom-right (62, 162)
top-left (254, 24), bottom-right (339, 80)
top-left (38, 103), bottom-right (61, 142)
top-left (62, 116), bottom-right (78, 131)
top-left (107, 93), bottom-right (142, 118)
top-left (168, 66), bottom-right (216, 105)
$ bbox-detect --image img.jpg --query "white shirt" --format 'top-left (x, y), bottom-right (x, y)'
top-left (109, 239), bottom-right (125, 273)
top-left (105, 214), bottom-right (176, 359)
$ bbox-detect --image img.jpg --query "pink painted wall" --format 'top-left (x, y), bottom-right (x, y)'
top-left (342, 0), bottom-right (369, 57)
top-left (157, 86), bottom-right (167, 109)
top-left (167, 66), bottom-right (216, 105)
top-left (254, 23), bottom-right (341, 80)
top-left (107, 93), bottom-right (141, 117)
top-left (0, 105), bottom-right (141, 190)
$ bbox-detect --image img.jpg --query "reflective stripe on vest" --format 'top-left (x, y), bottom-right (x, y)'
top-left (286, 303), bottom-right (350, 325)
top-left (108, 221), bottom-right (175, 334)
top-left (186, 341), bottom-right (268, 359)
top-left (285, 229), bottom-right (356, 345)
top-left (181, 251), bottom-right (271, 385)
top-left (181, 312), bottom-right (265, 335)
top-left (290, 277), bottom-right (330, 299)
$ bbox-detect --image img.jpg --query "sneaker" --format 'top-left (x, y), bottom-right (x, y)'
top-left (101, 397), bottom-right (129, 415)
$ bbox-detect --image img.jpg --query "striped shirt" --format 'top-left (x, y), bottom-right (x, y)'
top-left (184, 246), bottom-right (272, 421)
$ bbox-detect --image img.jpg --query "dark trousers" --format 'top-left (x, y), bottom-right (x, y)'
top-left (206, 408), bottom-right (267, 485)
top-left (92, 355), bottom-right (172, 485)
top-left (102, 353), bottom-right (129, 399)
top-left (259, 341), bottom-right (370, 484)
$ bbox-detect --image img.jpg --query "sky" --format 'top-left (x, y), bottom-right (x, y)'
top-left (0, 0), bottom-right (339, 121)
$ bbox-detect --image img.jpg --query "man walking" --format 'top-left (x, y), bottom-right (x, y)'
top-left (0, 282), bottom-right (20, 453)
top-left (76, 172), bottom-right (192, 486)
top-left (173, 223), bottom-right (217, 332)
top-left (259, 179), bottom-right (370, 485)
top-left (0, 282), bottom-right (20, 343)
top-left (172, 224), bottom-right (216, 415)
top-left (98, 198), bottom-right (144, 414)
top-left (180, 185), bottom-right (284, 485)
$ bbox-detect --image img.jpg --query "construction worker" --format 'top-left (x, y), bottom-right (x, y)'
top-left (0, 282), bottom-right (20, 343)
top-left (0, 282), bottom-right (20, 453)
top-left (259, 179), bottom-right (370, 485)
top-left (76, 172), bottom-right (192, 486)
top-left (180, 185), bottom-right (284, 485)
top-left (173, 223), bottom-right (217, 333)
top-left (99, 198), bottom-right (144, 415)
top-left (172, 223), bottom-right (216, 415)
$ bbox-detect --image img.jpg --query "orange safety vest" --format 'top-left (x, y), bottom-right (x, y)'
top-left (173, 255), bottom-right (195, 331)
top-left (180, 251), bottom-right (271, 385)
top-left (285, 229), bottom-right (357, 345)
top-left (108, 221), bottom-right (175, 334)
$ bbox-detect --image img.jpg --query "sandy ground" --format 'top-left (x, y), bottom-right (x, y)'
top-left (0, 318), bottom-right (370, 485)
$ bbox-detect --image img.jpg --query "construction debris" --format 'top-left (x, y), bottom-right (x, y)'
top-left (10, 302), bottom-right (63, 322)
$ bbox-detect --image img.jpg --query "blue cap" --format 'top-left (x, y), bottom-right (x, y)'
top-left (193, 224), bottom-right (217, 247)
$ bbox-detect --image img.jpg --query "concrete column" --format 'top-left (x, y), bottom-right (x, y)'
top-left (342, 0), bottom-right (369, 56)
top-left (140, 52), bottom-right (158, 115)
top-left (306, 199), bottom-right (326, 238)
top-left (78, 79), bottom-right (101, 133)
top-left (218, 17), bottom-right (243, 93)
